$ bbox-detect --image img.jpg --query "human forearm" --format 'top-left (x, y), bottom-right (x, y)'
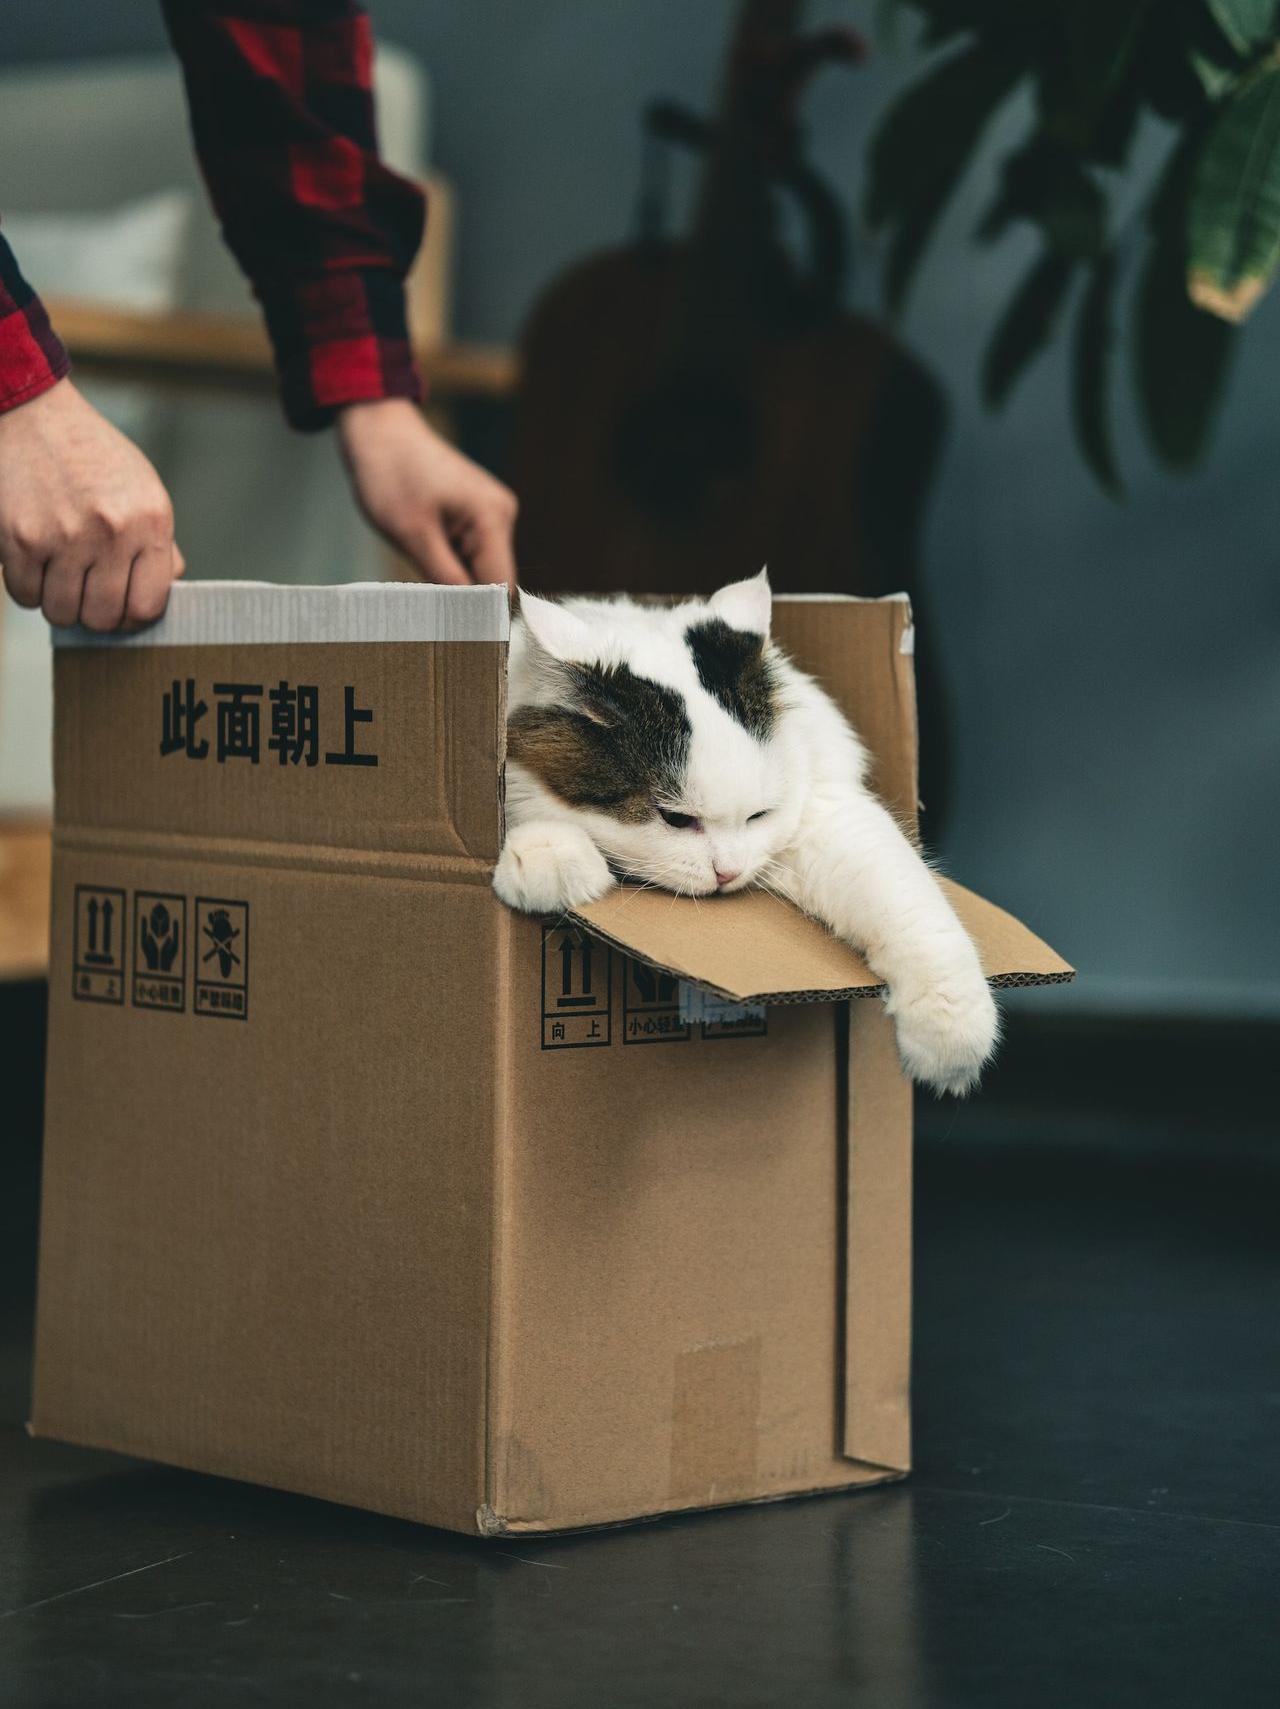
top-left (0, 230), bottom-right (70, 417)
top-left (160, 0), bottom-right (427, 429)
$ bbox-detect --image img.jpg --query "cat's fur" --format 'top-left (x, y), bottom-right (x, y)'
top-left (495, 571), bottom-right (998, 1095)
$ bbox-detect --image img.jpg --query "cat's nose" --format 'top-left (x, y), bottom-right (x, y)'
top-left (714, 866), bottom-right (741, 888)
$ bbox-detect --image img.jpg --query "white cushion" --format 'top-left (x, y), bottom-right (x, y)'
top-left (1, 190), bottom-right (191, 313)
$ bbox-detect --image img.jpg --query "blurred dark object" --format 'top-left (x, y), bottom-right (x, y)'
top-left (512, 0), bottom-right (946, 606)
top-left (866, 0), bottom-right (1280, 492)
top-left (0, 979), bottom-right (45, 1307)
top-left (916, 1008), bottom-right (1280, 1158)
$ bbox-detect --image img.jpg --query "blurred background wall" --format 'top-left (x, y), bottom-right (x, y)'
top-left (4, 0), bottom-right (1278, 1020)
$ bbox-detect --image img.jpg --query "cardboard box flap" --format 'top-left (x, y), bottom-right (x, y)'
top-left (52, 581), bottom-right (509, 863)
top-left (572, 878), bottom-right (1072, 1004)
top-left (772, 595), bottom-right (918, 835)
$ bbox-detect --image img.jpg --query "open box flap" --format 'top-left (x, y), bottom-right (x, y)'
top-left (571, 879), bottom-right (1073, 1003)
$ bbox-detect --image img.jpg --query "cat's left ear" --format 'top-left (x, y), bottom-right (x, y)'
top-left (517, 591), bottom-right (595, 662)
top-left (708, 567), bottom-right (771, 639)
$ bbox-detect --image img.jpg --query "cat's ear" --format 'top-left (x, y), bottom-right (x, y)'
top-left (517, 591), bottom-right (594, 662)
top-left (708, 567), bottom-right (771, 639)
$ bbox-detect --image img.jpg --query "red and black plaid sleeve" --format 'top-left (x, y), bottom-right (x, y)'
top-left (161, 1), bottom-right (427, 430)
top-left (0, 229), bottom-right (71, 416)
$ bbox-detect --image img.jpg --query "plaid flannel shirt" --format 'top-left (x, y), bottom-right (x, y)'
top-left (0, 1), bottom-right (426, 431)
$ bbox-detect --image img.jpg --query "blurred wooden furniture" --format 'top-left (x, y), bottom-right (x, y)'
top-left (47, 298), bottom-right (517, 401)
top-left (0, 821), bottom-right (51, 983)
top-left (46, 177), bottom-right (517, 404)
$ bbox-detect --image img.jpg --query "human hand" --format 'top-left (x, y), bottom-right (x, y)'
top-left (337, 399), bottom-right (518, 588)
top-left (0, 378), bottom-right (184, 631)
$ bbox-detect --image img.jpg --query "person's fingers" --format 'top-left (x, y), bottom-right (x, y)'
top-left (402, 518), bottom-right (473, 585)
top-left (121, 542), bottom-right (177, 631)
top-left (467, 513), bottom-right (518, 589)
top-left (173, 544), bottom-right (187, 579)
top-left (447, 517), bottom-right (477, 556)
top-left (1, 553), bottom-right (46, 610)
top-left (79, 557), bottom-right (133, 632)
top-left (41, 558), bottom-right (90, 627)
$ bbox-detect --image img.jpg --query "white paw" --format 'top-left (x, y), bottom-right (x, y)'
top-left (493, 825), bottom-right (615, 915)
top-left (888, 971), bottom-right (999, 1098)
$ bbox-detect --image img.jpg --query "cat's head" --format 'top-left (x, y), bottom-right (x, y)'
top-left (508, 571), bottom-right (806, 896)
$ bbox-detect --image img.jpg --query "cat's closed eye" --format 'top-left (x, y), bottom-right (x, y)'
top-left (657, 807), bottom-right (700, 830)
top-left (747, 809), bottom-right (770, 822)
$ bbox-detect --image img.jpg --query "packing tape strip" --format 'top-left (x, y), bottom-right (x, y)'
top-left (677, 983), bottom-right (768, 1028)
top-left (669, 1336), bottom-right (762, 1506)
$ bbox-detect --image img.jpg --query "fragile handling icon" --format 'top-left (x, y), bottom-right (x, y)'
top-left (132, 892), bottom-right (187, 1013)
top-left (140, 901), bottom-right (181, 973)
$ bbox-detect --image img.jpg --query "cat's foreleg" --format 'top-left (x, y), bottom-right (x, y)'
top-left (493, 819), bottom-right (615, 914)
top-left (778, 795), bottom-right (998, 1095)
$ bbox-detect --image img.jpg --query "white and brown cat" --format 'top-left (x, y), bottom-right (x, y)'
top-left (495, 571), bottom-right (998, 1095)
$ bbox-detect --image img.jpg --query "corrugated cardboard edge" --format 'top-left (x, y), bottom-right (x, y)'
top-left (570, 877), bottom-right (1074, 1006)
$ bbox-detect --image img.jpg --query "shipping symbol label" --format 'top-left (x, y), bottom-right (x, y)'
top-left (72, 885), bottom-right (126, 1005)
top-left (132, 892), bottom-right (186, 1013)
top-left (698, 991), bottom-right (768, 1041)
top-left (541, 924), bottom-right (611, 1049)
top-left (623, 957), bottom-right (690, 1045)
top-left (194, 897), bottom-right (249, 1021)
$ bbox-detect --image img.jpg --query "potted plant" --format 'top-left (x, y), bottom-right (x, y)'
top-left (868, 0), bottom-right (1280, 488)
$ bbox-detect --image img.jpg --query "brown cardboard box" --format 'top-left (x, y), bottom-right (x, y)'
top-left (31, 583), bottom-right (1070, 1536)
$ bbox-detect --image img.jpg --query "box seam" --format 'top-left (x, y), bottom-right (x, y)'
top-left (52, 823), bottom-right (494, 885)
top-left (482, 904), bottom-right (515, 1527)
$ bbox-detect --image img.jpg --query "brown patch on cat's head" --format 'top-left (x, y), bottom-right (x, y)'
top-left (507, 662), bottom-right (690, 821)
top-left (683, 619), bottom-right (779, 738)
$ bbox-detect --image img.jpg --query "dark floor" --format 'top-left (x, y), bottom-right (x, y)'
top-left (2, 985), bottom-right (1278, 1707)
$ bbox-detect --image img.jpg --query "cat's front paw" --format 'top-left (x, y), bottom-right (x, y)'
top-left (888, 971), bottom-right (999, 1098)
top-left (493, 824), bottom-right (615, 915)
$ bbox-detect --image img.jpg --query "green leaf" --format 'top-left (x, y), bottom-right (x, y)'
top-left (866, 42), bottom-right (1021, 225)
top-left (1038, 0), bottom-right (1152, 151)
top-left (1187, 64), bottom-right (1280, 318)
top-left (982, 250), bottom-right (1077, 407)
top-left (1072, 251), bottom-right (1122, 493)
top-left (1135, 138), bottom-right (1236, 466)
top-left (1205, 0), bottom-right (1280, 55)
top-left (1188, 48), bottom-right (1243, 100)
top-left (1145, 2), bottom-right (1249, 121)
top-left (866, 41), bottom-right (1023, 310)
top-left (977, 135), bottom-right (1107, 257)
top-left (915, 4), bottom-right (1023, 53)
top-left (1136, 251), bottom-right (1232, 467)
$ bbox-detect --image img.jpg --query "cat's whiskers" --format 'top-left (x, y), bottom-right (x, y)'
top-left (754, 856), bottom-right (796, 902)
top-left (615, 873), bottom-right (665, 911)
